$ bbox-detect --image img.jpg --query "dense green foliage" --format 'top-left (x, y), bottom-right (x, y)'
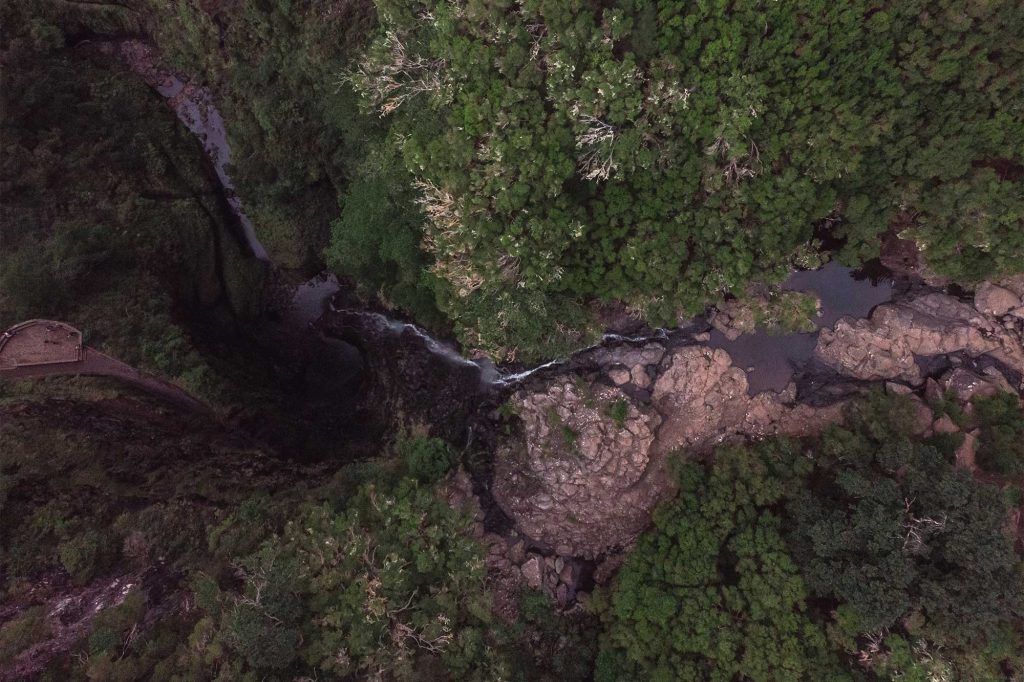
top-left (791, 395), bottom-right (1023, 644)
top-left (598, 393), bottom-right (1024, 680)
top-left (595, 443), bottom-right (845, 682)
top-left (0, 395), bottom-right (291, 595)
top-left (351, 0), bottom-right (1024, 358)
top-left (175, 479), bottom-right (503, 680)
top-left (324, 139), bottom-right (447, 327)
top-left (399, 433), bottom-right (456, 483)
top-left (0, 393), bottom-right (597, 680)
top-left (4, 2), bottom-right (1024, 680)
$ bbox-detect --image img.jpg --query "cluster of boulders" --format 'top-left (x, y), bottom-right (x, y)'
top-left (492, 342), bottom-right (846, 558)
top-left (489, 278), bottom-right (1024, 568)
top-left (441, 469), bottom-right (585, 611)
top-left (492, 375), bottom-right (665, 558)
top-left (815, 290), bottom-right (1024, 383)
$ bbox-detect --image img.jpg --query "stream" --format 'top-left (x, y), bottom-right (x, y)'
top-left (121, 40), bottom-right (895, 397)
top-left (710, 261), bottom-right (893, 394)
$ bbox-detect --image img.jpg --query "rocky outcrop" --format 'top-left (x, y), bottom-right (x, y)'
top-left (493, 342), bottom-right (848, 557)
top-left (651, 347), bottom-right (750, 451)
top-left (492, 378), bottom-right (664, 557)
top-left (492, 285), bottom-right (1024, 561)
top-left (815, 292), bottom-right (1024, 385)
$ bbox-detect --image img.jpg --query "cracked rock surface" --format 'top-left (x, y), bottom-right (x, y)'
top-left (815, 292), bottom-right (1024, 384)
top-left (492, 379), bottom-right (663, 557)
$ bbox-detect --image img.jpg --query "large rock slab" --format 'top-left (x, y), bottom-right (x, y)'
top-left (815, 293), bottom-right (1024, 384)
top-left (651, 346), bottom-right (750, 452)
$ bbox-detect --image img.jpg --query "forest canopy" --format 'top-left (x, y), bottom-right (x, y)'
top-left (349, 0), bottom-right (1024, 360)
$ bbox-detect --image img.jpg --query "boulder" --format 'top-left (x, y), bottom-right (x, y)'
top-left (940, 367), bottom-right (1011, 401)
top-left (886, 382), bottom-right (914, 396)
top-left (997, 275), bottom-right (1024, 300)
top-left (814, 293), bottom-right (1024, 384)
top-left (932, 415), bottom-right (959, 434)
top-left (492, 376), bottom-right (665, 558)
top-left (924, 378), bottom-right (944, 403)
top-left (520, 556), bottom-right (543, 589)
top-left (608, 367), bottom-right (631, 385)
top-left (955, 432), bottom-right (978, 471)
top-left (908, 397), bottom-right (935, 436)
top-left (630, 365), bottom-right (652, 388)
top-left (975, 282), bottom-right (1021, 317)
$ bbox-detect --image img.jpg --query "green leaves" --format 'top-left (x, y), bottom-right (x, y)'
top-left (598, 450), bottom-right (844, 682)
top-left (342, 0), bottom-right (1024, 358)
top-left (188, 478), bottom-right (495, 679)
top-left (601, 392), bottom-right (1024, 680)
top-left (789, 392), bottom-right (1024, 667)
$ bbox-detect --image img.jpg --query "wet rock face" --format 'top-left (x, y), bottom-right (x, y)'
top-left (317, 310), bottom-right (483, 441)
top-left (815, 292), bottom-right (1024, 384)
top-left (492, 377), bottom-right (664, 558)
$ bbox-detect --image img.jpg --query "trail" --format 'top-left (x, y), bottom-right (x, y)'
top-left (1, 345), bottom-right (209, 413)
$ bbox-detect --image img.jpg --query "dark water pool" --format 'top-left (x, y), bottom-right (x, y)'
top-left (709, 262), bottom-right (893, 395)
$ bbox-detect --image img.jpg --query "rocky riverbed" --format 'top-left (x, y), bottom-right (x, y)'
top-left (326, 276), bottom-right (1024, 607)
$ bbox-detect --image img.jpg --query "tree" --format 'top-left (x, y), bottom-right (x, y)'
top-left (787, 393), bottom-right (1024, 675)
top-left (187, 478), bottom-right (509, 680)
top-left (346, 0), bottom-right (1024, 360)
top-left (595, 443), bottom-right (847, 682)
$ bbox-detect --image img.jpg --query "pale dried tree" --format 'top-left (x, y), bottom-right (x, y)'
top-left (415, 180), bottom-right (485, 296)
top-left (343, 30), bottom-right (445, 116)
top-left (706, 136), bottom-right (763, 185)
top-left (898, 497), bottom-right (947, 554)
top-left (574, 112), bottom-right (618, 181)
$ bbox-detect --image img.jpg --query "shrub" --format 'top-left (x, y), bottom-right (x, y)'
top-left (58, 529), bottom-right (109, 585)
top-left (399, 435), bottom-right (455, 483)
top-left (606, 399), bottom-right (628, 428)
top-left (0, 606), bottom-right (49, 666)
top-left (973, 392), bottom-right (1024, 475)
